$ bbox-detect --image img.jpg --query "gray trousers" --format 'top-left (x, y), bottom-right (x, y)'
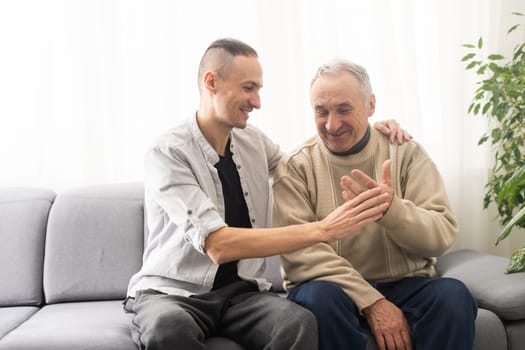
top-left (124, 281), bottom-right (318, 350)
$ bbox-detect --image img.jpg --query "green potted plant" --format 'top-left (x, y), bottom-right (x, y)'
top-left (462, 12), bottom-right (525, 273)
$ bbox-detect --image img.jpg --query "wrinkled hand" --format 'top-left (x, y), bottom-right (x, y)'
top-left (374, 119), bottom-right (413, 145)
top-left (363, 299), bottom-right (412, 350)
top-left (340, 160), bottom-right (393, 210)
top-left (320, 187), bottom-right (390, 241)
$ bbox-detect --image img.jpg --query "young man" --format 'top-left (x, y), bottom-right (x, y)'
top-left (124, 39), bottom-right (408, 350)
top-left (273, 59), bottom-right (477, 350)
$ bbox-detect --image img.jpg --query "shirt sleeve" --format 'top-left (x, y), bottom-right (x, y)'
top-left (145, 146), bottom-right (226, 254)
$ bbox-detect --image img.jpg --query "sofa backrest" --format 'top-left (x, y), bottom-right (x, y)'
top-left (1, 183), bottom-right (284, 306)
top-left (43, 183), bottom-right (145, 304)
top-left (0, 188), bottom-right (56, 307)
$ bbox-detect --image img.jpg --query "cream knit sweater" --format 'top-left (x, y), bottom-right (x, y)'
top-left (272, 127), bottom-right (458, 312)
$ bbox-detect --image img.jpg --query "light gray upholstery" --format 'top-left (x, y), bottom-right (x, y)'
top-left (473, 309), bottom-right (508, 350)
top-left (436, 249), bottom-right (525, 321)
top-left (506, 319), bottom-right (525, 350)
top-left (0, 188), bottom-right (55, 306)
top-left (43, 183), bottom-right (144, 303)
top-left (0, 307), bottom-right (39, 340)
top-left (435, 249), bottom-right (525, 350)
top-left (0, 301), bottom-right (135, 350)
top-left (0, 300), bottom-right (242, 350)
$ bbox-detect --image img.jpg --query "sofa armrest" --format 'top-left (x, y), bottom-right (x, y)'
top-left (436, 249), bottom-right (525, 321)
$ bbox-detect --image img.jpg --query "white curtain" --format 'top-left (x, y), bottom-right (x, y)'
top-left (1, 0), bottom-right (524, 255)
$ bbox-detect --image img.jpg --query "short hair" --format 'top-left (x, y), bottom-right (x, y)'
top-left (311, 59), bottom-right (373, 103)
top-left (197, 38), bottom-right (258, 87)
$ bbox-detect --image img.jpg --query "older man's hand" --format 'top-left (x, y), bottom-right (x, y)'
top-left (363, 298), bottom-right (412, 350)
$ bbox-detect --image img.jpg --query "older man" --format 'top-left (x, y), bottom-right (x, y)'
top-left (273, 59), bottom-right (477, 350)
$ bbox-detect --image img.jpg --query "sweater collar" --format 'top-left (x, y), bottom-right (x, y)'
top-left (330, 125), bottom-right (371, 156)
top-left (319, 124), bottom-right (378, 165)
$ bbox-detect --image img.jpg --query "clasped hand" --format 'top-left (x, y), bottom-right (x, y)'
top-left (340, 159), bottom-right (394, 210)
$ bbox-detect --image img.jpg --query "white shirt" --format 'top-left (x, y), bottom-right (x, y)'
top-left (127, 114), bottom-right (282, 297)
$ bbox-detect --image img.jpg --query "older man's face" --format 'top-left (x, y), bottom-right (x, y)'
top-left (311, 71), bottom-right (375, 153)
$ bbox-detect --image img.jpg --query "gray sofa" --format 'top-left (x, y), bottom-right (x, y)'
top-left (1, 183), bottom-right (524, 350)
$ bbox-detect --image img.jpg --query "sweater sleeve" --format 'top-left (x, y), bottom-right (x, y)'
top-left (379, 143), bottom-right (459, 257)
top-left (273, 156), bottom-right (384, 312)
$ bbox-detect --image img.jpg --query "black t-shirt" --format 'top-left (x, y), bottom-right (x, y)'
top-left (212, 140), bottom-right (252, 290)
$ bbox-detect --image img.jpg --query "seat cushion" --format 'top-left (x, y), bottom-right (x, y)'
top-left (0, 306), bottom-right (39, 340)
top-left (474, 308), bottom-right (508, 350)
top-left (0, 301), bottom-right (246, 350)
top-left (0, 301), bottom-right (135, 350)
top-left (505, 319), bottom-right (525, 350)
top-left (0, 188), bottom-right (55, 306)
top-left (436, 249), bottom-right (525, 321)
top-left (43, 183), bottom-right (145, 303)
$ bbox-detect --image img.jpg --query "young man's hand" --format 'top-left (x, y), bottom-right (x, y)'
top-left (340, 160), bottom-right (393, 210)
top-left (374, 119), bottom-right (413, 144)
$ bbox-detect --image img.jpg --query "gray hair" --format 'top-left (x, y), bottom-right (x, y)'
top-left (311, 59), bottom-right (373, 102)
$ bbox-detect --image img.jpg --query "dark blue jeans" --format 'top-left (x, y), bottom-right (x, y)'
top-left (288, 277), bottom-right (477, 350)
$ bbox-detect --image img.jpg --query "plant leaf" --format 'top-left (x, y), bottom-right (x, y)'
top-left (489, 62), bottom-right (500, 72)
top-left (499, 166), bottom-right (525, 203)
top-left (482, 102), bottom-right (491, 114)
top-left (488, 54), bottom-right (505, 60)
top-left (462, 43), bottom-right (476, 48)
top-left (505, 247), bottom-right (525, 273)
top-left (468, 102), bottom-right (475, 113)
top-left (466, 61), bottom-right (480, 69)
top-left (476, 65), bottom-right (487, 75)
top-left (462, 53), bottom-right (476, 61)
top-left (508, 24), bottom-right (520, 34)
top-left (478, 135), bottom-right (489, 145)
top-left (478, 37), bottom-right (483, 49)
top-left (496, 206), bottom-right (525, 245)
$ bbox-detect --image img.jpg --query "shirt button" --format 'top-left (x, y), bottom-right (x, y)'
top-left (237, 165), bottom-right (241, 170)
top-left (251, 219), bottom-right (255, 223)
top-left (244, 192), bottom-right (248, 197)
top-left (187, 209), bottom-right (192, 215)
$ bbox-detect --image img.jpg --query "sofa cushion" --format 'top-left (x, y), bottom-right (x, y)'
top-left (0, 301), bottom-right (136, 350)
top-left (436, 249), bottom-right (525, 321)
top-left (505, 319), bottom-right (525, 350)
top-left (0, 188), bottom-right (55, 307)
top-left (43, 183), bottom-right (144, 303)
top-left (0, 301), bottom-right (248, 350)
top-left (0, 306), bottom-right (39, 340)
top-left (473, 308), bottom-right (508, 350)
